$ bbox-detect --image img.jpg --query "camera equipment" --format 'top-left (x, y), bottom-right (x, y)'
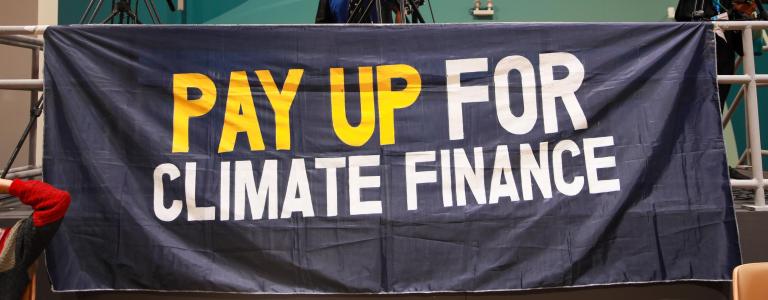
top-left (347, 0), bottom-right (434, 24)
top-left (79, 0), bottom-right (177, 24)
top-left (347, 0), bottom-right (373, 23)
top-left (404, 0), bottom-right (428, 23)
top-left (690, 0), bottom-right (707, 21)
top-left (692, 9), bottom-right (706, 20)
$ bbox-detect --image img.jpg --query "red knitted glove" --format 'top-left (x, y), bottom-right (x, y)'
top-left (9, 179), bottom-right (71, 227)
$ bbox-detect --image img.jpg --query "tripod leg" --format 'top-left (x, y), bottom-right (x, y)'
top-left (111, 0), bottom-right (116, 23)
top-left (143, 0), bottom-right (154, 23)
top-left (79, 0), bottom-right (97, 24)
top-left (347, 0), bottom-right (370, 23)
top-left (147, 0), bottom-right (162, 24)
top-left (407, 0), bottom-right (425, 23)
top-left (101, 9), bottom-right (120, 24)
top-left (347, 0), bottom-right (364, 23)
top-left (125, 9), bottom-right (143, 24)
top-left (426, 0), bottom-right (435, 23)
top-left (87, 0), bottom-right (106, 23)
top-left (1, 96), bottom-right (44, 179)
top-left (400, 0), bottom-right (406, 23)
top-left (134, 0), bottom-right (140, 24)
top-left (119, 1), bottom-right (128, 24)
top-left (355, 0), bottom-right (375, 23)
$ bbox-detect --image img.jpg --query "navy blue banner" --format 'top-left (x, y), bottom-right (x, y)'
top-left (43, 23), bottom-right (740, 293)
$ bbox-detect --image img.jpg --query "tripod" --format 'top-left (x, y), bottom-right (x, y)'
top-left (1, 95), bottom-right (44, 180)
top-left (79, 0), bottom-right (174, 24)
top-left (347, 0), bottom-right (434, 24)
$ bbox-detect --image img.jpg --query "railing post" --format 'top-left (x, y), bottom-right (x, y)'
top-left (741, 25), bottom-right (768, 210)
top-left (28, 48), bottom-right (39, 168)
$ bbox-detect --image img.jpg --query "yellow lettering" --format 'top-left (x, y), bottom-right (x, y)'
top-left (330, 67), bottom-right (376, 147)
top-left (377, 64), bottom-right (421, 145)
top-left (172, 73), bottom-right (216, 153)
top-left (219, 71), bottom-right (265, 153)
top-left (255, 69), bottom-right (304, 150)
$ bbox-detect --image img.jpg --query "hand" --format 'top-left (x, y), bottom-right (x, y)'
top-left (0, 178), bottom-right (12, 194)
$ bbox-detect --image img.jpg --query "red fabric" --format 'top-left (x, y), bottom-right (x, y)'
top-left (8, 179), bottom-right (71, 227)
top-left (0, 227), bottom-right (9, 253)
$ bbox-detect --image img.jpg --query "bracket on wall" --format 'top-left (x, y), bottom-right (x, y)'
top-left (473, 0), bottom-right (494, 17)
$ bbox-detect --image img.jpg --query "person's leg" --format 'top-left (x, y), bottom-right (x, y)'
top-left (717, 35), bottom-right (736, 111)
top-left (715, 36), bottom-right (750, 179)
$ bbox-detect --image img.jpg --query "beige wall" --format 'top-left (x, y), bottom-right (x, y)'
top-left (0, 0), bottom-right (38, 171)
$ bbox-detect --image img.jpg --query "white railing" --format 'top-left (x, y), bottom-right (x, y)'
top-left (2, 23), bottom-right (768, 210)
top-left (716, 21), bottom-right (768, 211)
top-left (0, 25), bottom-right (46, 182)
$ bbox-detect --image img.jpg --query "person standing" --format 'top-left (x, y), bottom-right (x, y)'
top-left (675, 0), bottom-right (768, 109)
top-left (676, 0), bottom-right (744, 110)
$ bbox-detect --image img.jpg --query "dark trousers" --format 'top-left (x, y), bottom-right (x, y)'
top-left (717, 34), bottom-right (740, 111)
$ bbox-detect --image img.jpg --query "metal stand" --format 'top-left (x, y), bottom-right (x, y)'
top-left (1, 96), bottom-right (44, 179)
top-left (0, 27), bottom-right (43, 205)
top-left (0, 28), bottom-right (44, 188)
top-left (346, 0), bottom-right (433, 24)
top-left (347, 0), bottom-right (377, 23)
top-left (79, 0), bottom-right (169, 24)
top-left (101, 0), bottom-right (143, 24)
